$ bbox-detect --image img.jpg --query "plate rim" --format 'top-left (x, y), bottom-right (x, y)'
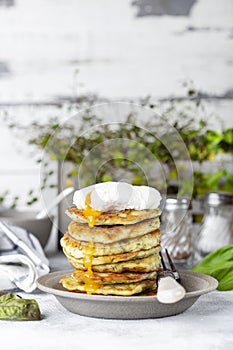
top-left (37, 269), bottom-right (218, 302)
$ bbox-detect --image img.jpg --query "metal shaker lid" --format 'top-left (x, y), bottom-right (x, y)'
top-left (202, 192), bottom-right (233, 206)
top-left (164, 197), bottom-right (191, 211)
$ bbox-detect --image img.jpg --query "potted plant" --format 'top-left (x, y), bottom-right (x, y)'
top-left (2, 91), bottom-right (233, 233)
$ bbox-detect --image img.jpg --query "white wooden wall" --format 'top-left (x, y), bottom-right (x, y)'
top-left (0, 0), bottom-right (232, 211)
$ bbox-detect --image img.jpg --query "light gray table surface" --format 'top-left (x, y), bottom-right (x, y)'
top-left (1, 251), bottom-right (233, 350)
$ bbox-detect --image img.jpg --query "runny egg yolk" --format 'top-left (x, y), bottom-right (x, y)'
top-left (83, 191), bottom-right (102, 227)
top-left (82, 192), bottom-right (102, 293)
top-left (83, 240), bottom-right (101, 294)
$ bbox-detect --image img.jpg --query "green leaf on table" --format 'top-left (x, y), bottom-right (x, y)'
top-left (191, 245), bottom-right (233, 291)
top-left (0, 292), bottom-right (41, 321)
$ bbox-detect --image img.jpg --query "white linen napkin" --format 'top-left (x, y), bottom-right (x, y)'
top-left (0, 221), bottom-right (50, 292)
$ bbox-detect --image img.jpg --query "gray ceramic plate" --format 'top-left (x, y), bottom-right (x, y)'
top-left (37, 270), bottom-right (218, 319)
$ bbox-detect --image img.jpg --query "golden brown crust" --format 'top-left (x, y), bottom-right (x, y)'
top-left (67, 217), bottom-right (160, 244)
top-left (61, 230), bottom-right (161, 257)
top-left (67, 253), bottom-right (161, 273)
top-left (71, 269), bottom-right (157, 284)
top-left (59, 274), bottom-right (157, 296)
top-left (65, 207), bottom-right (161, 226)
top-left (63, 245), bottom-right (160, 265)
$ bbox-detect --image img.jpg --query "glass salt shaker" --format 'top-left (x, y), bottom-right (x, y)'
top-left (161, 198), bottom-right (194, 267)
top-left (197, 192), bottom-right (233, 257)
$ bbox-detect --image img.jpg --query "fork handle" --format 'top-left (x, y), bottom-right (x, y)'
top-left (157, 276), bottom-right (186, 304)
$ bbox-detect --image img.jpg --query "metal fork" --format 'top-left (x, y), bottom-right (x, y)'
top-left (160, 248), bottom-right (181, 282)
top-left (157, 249), bottom-right (186, 304)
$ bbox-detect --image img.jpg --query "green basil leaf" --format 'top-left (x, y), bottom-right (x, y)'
top-left (0, 292), bottom-right (41, 321)
top-left (191, 245), bottom-right (233, 291)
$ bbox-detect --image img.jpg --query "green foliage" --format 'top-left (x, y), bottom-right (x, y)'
top-left (191, 245), bottom-right (233, 291)
top-left (2, 89), bottom-right (233, 206)
top-left (193, 170), bottom-right (233, 198)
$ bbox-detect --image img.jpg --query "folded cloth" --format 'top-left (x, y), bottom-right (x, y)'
top-left (0, 221), bottom-right (50, 292)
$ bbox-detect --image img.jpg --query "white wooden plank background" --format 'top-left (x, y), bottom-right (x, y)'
top-left (0, 0), bottom-right (232, 211)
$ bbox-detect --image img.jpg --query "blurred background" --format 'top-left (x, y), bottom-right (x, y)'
top-left (0, 0), bottom-right (232, 252)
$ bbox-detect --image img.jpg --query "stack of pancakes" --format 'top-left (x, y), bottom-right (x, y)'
top-left (60, 206), bottom-right (162, 296)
